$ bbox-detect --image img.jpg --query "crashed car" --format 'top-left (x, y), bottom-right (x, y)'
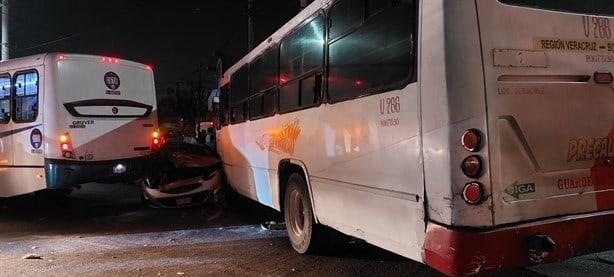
top-left (141, 137), bottom-right (223, 208)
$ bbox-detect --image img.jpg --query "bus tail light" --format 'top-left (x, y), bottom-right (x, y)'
top-left (60, 132), bottom-right (74, 158)
top-left (461, 155), bottom-right (482, 178)
top-left (460, 129), bottom-right (486, 204)
top-left (463, 182), bottom-right (484, 204)
top-left (151, 130), bottom-right (164, 152)
top-left (461, 129), bottom-right (482, 152)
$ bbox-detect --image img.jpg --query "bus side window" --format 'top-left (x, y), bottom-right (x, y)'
top-left (279, 81), bottom-right (300, 113)
top-left (230, 66), bottom-right (248, 124)
top-left (219, 85), bottom-right (230, 128)
top-left (279, 14), bottom-right (325, 113)
top-left (13, 71), bottom-right (39, 123)
top-left (249, 95), bottom-right (263, 119)
top-left (328, 0), bottom-right (415, 102)
top-left (0, 75), bottom-right (11, 123)
top-left (300, 73), bottom-right (322, 106)
top-left (329, 0), bottom-right (362, 40)
top-left (262, 88), bottom-right (277, 116)
top-left (249, 45), bottom-right (278, 120)
top-left (230, 102), bottom-right (247, 124)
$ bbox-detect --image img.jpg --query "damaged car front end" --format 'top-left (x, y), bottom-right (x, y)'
top-left (141, 137), bottom-right (223, 208)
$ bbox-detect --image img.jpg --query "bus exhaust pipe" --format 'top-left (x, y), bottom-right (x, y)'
top-left (524, 234), bottom-right (556, 263)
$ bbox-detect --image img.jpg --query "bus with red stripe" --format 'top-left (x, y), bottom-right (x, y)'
top-left (213, 0), bottom-right (614, 275)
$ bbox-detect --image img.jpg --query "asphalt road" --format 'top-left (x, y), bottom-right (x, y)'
top-left (0, 183), bottom-right (611, 276)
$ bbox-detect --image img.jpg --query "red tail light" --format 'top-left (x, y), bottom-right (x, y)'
top-left (151, 130), bottom-right (164, 151)
top-left (101, 57), bottom-right (120, 64)
top-left (461, 155), bottom-right (482, 178)
top-left (460, 128), bottom-right (486, 204)
top-left (461, 129), bottom-right (482, 152)
top-left (463, 182), bottom-right (484, 204)
top-left (59, 132), bottom-right (74, 158)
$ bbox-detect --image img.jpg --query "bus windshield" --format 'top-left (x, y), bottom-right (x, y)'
top-left (499, 0), bottom-right (614, 16)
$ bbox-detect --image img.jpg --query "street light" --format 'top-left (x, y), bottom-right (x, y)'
top-left (1, 0), bottom-right (9, 61)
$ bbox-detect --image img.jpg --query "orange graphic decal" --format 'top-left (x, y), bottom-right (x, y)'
top-left (256, 119), bottom-right (301, 155)
top-left (591, 124), bottom-right (614, 210)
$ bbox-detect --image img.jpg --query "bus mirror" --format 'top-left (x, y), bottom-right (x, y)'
top-left (208, 89), bottom-right (220, 111)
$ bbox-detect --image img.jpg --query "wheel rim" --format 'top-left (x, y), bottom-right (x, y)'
top-left (288, 188), bottom-right (306, 238)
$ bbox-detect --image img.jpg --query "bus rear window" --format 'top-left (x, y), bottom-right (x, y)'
top-left (499, 0), bottom-right (614, 16)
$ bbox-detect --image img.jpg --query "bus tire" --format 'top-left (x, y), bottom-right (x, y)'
top-left (284, 173), bottom-right (324, 254)
top-left (35, 188), bottom-right (72, 199)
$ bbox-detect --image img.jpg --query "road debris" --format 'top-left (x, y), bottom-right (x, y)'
top-left (261, 221), bottom-right (286, 230)
top-left (22, 253), bottom-right (42, 260)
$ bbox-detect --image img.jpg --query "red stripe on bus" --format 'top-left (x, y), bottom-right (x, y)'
top-left (591, 124), bottom-right (614, 210)
top-left (424, 211), bottom-right (614, 276)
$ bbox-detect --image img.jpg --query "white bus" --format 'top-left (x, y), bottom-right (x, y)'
top-left (0, 53), bottom-right (160, 198)
top-left (215, 0), bottom-right (614, 275)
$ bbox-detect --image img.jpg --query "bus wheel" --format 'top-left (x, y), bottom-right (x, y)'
top-left (34, 189), bottom-right (73, 205)
top-left (35, 188), bottom-right (73, 199)
top-left (284, 173), bottom-right (323, 254)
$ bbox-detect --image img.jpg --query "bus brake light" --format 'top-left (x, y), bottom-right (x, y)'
top-left (461, 155), bottom-right (482, 178)
top-left (101, 57), bottom-right (120, 64)
top-left (463, 182), bottom-right (484, 204)
top-left (151, 130), bottom-right (164, 151)
top-left (461, 129), bottom-right (482, 152)
top-left (59, 132), bottom-right (74, 158)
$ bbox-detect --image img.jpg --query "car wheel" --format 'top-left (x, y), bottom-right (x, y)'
top-left (284, 173), bottom-right (325, 254)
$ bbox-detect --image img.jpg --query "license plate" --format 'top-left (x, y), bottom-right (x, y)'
top-left (176, 197), bottom-right (192, 205)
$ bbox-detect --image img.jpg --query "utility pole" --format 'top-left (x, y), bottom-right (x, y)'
top-left (247, 0), bottom-right (254, 51)
top-left (196, 62), bottom-right (203, 130)
top-left (1, 0), bottom-right (8, 61)
top-left (300, 0), bottom-right (307, 10)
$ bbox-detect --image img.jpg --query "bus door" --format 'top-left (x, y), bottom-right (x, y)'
top-left (0, 74), bottom-right (13, 173)
top-left (11, 70), bottom-right (44, 167)
top-left (0, 69), bottom-right (45, 197)
top-left (478, 1), bottom-right (614, 224)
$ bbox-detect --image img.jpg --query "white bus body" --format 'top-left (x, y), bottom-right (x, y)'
top-left (0, 53), bottom-right (159, 197)
top-left (216, 0), bottom-right (614, 275)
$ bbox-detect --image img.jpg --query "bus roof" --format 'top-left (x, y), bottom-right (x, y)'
top-left (0, 53), bottom-right (48, 70)
top-left (1, 53), bottom-right (151, 72)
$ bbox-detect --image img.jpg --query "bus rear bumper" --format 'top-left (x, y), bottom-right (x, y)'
top-left (424, 210), bottom-right (614, 276)
top-left (44, 156), bottom-right (154, 189)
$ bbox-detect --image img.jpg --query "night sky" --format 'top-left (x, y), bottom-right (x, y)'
top-left (4, 0), bottom-right (302, 87)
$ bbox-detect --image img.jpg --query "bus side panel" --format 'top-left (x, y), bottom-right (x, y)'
top-left (221, 120), bottom-right (279, 208)
top-left (419, 0), bottom-right (491, 227)
top-left (310, 84), bottom-right (424, 261)
top-left (220, 83), bottom-right (426, 262)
